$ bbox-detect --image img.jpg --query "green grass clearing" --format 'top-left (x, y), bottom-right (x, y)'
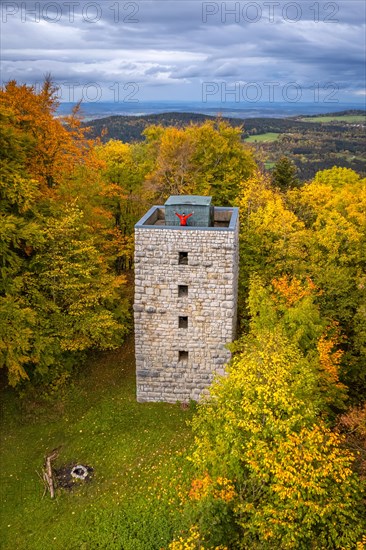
top-left (245, 133), bottom-right (281, 143)
top-left (300, 115), bottom-right (366, 123)
top-left (0, 337), bottom-right (194, 549)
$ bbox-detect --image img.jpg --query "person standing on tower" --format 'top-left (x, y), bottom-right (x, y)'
top-left (175, 211), bottom-right (194, 226)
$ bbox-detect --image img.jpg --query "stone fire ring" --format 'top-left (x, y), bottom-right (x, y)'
top-left (70, 465), bottom-right (89, 480)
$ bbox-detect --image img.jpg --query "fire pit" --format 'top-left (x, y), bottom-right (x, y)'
top-left (54, 463), bottom-right (94, 490)
top-left (71, 465), bottom-right (89, 480)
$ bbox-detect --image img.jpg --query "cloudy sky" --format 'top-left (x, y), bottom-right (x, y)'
top-left (1, 0), bottom-right (365, 105)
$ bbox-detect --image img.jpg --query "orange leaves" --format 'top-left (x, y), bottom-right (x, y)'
top-left (272, 275), bottom-right (318, 307)
top-left (313, 322), bottom-right (348, 408)
top-left (100, 183), bottom-right (128, 200)
top-left (189, 473), bottom-right (212, 501)
top-left (189, 473), bottom-right (236, 503)
top-left (317, 324), bottom-right (343, 385)
top-left (0, 79), bottom-right (100, 191)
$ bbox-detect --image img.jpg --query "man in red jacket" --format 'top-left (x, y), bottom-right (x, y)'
top-left (175, 211), bottom-right (194, 226)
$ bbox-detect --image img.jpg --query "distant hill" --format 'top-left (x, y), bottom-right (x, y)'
top-left (83, 109), bottom-right (365, 144)
top-left (82, 112), bottom-right (243, 143)
top-left (82, 110), bottom-right (366, 181)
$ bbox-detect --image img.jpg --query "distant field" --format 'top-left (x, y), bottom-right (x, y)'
top-left (300, 115), bottom-right (366, 123)
top-left (245, 132), bottom-right (281, 143)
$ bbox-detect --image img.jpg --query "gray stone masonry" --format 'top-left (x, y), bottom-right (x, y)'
top-left (134, 206), bottom-right (239, 403)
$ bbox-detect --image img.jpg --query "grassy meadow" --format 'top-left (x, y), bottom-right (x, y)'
top-left (244, 132), bottom-right (281, 143)
top-left (300, 114), bottom-right (366, 123)
top-left (0, 337), bottom-right (194, 549)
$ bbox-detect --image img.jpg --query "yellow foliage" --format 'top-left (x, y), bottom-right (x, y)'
top-left (356, 534), bottom-right (366, 549)
top-left (168, 526), bottom-right (202, 550)
top-left (213, 477), bottom-right (237, 502)
top-left (168, 525), bottom-right (228, 550)
top-left (144, 119), bottom-right (256, 203)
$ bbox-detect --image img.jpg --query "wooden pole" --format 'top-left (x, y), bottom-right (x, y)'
top-left (43, 448), bottom-right (59, 499)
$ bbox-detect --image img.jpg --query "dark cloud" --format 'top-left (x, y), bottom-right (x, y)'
top-left (1, 0), bottom-right (365, 102)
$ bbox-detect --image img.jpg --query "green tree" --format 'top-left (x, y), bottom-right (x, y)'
top-left (26, 206), bottom-right (129, 368)
top-left (271, 156), bottom-right (299, 191)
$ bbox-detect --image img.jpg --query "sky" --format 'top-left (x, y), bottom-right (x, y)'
top-left (1, 0), bottom-right (366, 107)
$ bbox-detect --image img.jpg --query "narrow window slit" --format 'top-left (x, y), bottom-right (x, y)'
top-left (178, 350), bottom-right (189, 362)
top-left (179, 316), bottom-right (188, 329)
top-left (178, 285), bottom-right (188, 297)
top-left (178, 251), bottom-right (188, 265)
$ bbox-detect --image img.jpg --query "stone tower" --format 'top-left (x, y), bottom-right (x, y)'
top-left (134, 196), bottom-right (239, 403)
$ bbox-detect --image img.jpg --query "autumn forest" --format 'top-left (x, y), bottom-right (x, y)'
top-left (1, 80), bottom-right (365, 549)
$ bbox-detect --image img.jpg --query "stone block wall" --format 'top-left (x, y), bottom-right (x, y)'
top-left (134, 207), bottom-right (239, 403)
